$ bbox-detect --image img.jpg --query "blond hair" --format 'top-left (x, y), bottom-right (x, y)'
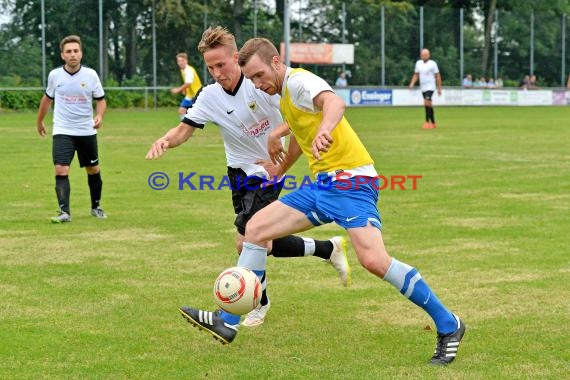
top-left (238, 38), bottom-right (279, 67)
top-left (176, 52), bottom-right (188, 60)
top-left (59, 35), bottom-right (82, 52)
top-left (198, 26), bottom-right (237, 54)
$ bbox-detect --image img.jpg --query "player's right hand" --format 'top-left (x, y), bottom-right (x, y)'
top-left (37, 122), bottom-right (47, 137)
top-left (145, 139), bottom-right (169, 159)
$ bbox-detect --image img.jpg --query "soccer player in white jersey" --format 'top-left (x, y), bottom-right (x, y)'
top-left (37, 35), bottom-right (107, 223)
top-left (408, 48), bottom-right (442, 129)
top-left (146, 27), bottom-right (350, 328)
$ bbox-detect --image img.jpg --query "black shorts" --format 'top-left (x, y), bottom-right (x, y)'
top-left (228, 167), bottom-right (282, 235)
top-left (422, 91), bottom-right (434, 100)
top-left (52, 134), bottom-right (100, 167)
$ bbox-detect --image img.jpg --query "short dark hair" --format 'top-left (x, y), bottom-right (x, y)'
top-left (59, 35), bottom-right (82, 52)
top-left (238, 38), bottom-right (279, 67)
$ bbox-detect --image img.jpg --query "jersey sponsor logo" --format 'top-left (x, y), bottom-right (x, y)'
top-left (240, 118), bottom-right (270, 138)
top-left (61, 95), bottom-right (89, 104)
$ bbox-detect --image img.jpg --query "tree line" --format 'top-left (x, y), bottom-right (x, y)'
top-left (1, 0), bottom-right (569, 90)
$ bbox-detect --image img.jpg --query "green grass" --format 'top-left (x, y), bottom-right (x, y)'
top-left (1, 106), bottom-right (569, 379)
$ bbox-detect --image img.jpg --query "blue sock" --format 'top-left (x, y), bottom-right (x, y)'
top-left (383, 258), bottom-right (457, 334)
top-left (219, 242), bottom-right (268, 326)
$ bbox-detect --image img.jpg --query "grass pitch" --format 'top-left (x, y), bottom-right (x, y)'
top-left (0, 106), bottom-right (569, 379)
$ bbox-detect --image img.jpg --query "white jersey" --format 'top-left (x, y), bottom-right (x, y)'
top-left (45, 65), bottom-right (105, 136)
top-left (414, 59), bottom-right (439, 92)
top-left (182, 74), bottom-right (283, 177)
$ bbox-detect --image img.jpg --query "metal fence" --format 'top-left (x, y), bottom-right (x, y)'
top-left (1, 2), bottom-right (569, 90)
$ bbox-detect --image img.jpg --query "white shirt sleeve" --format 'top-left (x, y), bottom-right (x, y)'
top-left (431, 61), bottom-right (440, 75)
top-left (287, 71), bottom-right (334, 113)
top-left (45, 71), bottom-right (56, 98)
top-left (92, 72), bottom-right (105, 98)
top-left (183, 86), bottom-right (213, 127)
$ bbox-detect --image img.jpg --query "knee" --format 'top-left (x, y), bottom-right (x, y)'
top-left (235, 241), bottom-right (243, 255)
top-left (86, 166), bottom-right (100, 175)
top-left (356, 249), bottom-right (392, 277)
top-left (244, 219), bottom-right (261, 240)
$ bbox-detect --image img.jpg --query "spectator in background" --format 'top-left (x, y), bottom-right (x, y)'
top-left (462, 74), bottom-right (473, 88)
top-left (487, 78), bottom-right (496, 88)
top-left (528, 75), bottom-right (538, 89)
top-left (335, 72), bottom-right (348, 87)
top-left (495, 77), bottom-right (504, 88)
top-left (520, 75), bottom-right (530, 89)
top-left (478, 77), bottom-right (488, 88)
top-left (408, 48), bottom-right (442, 129)
top-left (567, 73), bottom-right (570, 89)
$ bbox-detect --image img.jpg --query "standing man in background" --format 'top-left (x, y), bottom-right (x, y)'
top-left (36, 35), bottom-right (107, 223)
top-left (409, 48), bottom-right (442, 129)
top-left (171, 53), bottom-right (202, 119)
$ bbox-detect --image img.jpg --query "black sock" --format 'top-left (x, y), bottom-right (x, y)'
top-left (260, 273), bottom-right (269, 306)
top-left (88, 172), bottom-right (103, 209)
top-left (314, 240), bottom-right (334, 259)
top-left (271, 235), bottom-right (305, 257)
top-left (429, 107), bottom-right (436, 123)
top-left (55, 175), bottom-right (70, 214)
top-left (424, 106), bottom-right (430, 122)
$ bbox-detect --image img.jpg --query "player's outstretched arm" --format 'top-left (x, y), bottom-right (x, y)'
top-left (145, 123), bottom-right (195, 160)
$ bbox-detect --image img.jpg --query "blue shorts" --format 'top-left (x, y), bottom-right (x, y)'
top-left (180, 98), bottom-right (194, 108)
top-left (279, 176), bottom-right (382, 230)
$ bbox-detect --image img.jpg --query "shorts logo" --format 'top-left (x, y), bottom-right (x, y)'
top-left (90, 159), bottom-right (98, 164)
top-left (346, 216), bottom-right (359, 222)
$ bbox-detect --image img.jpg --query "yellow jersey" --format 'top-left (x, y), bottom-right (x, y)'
top-left (280, 68), bottom-right (373, 175)
top-left (181, 65), bottom-right (202, 99)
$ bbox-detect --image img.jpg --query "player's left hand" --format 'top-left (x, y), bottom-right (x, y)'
top-left (93, 115), bottom-right (103, 129)
top-left (312, 131), bottom-right (333, 160)
top-left (267, 133), bottom-right (286, 165)
top-left (255, 159), bottom-right (282, 179)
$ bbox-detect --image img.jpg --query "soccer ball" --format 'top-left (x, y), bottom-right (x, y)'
top-left (213, 266), bottom-right (262, 315)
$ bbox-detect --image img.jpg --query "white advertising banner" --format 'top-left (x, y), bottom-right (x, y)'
top-left (381, 88), bottom-right (568, 107)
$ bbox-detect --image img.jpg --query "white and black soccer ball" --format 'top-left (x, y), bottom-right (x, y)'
top-left (213, 266), bottom-right (262, 315)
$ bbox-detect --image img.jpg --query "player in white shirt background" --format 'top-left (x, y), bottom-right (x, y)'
top-left (146, 27), bottom-right (350, 329)
top-left (37, 35), bottom-right (107, 223)
top-left (408, 48), bottom-right (442, 129)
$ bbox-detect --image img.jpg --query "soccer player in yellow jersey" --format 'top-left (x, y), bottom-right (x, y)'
top-left (170, 52), bottom-right (202, 119)
top-left (182, 38), bottom-right (465, 366)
